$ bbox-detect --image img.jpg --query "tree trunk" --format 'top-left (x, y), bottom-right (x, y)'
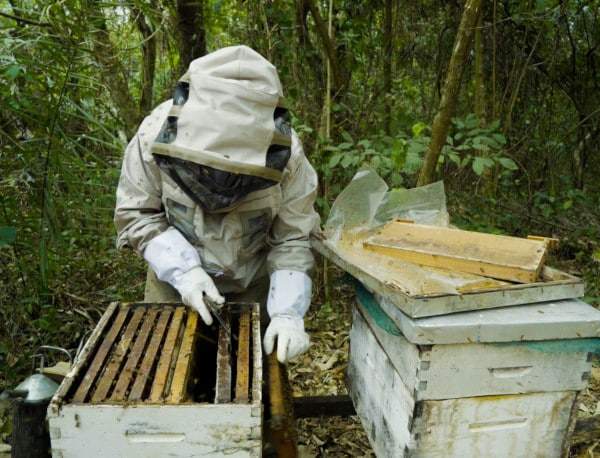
top-left (88, 2), bottom-right (139, 136)
top-left (474, 11), bottom-right (486, 123)
top-left (305, 0), bottom-right (346, 91)
top-left (573, 124), bottom-right (599, 190)
top-left (133, 6), bottom-right (157, 113)
top-left (383, 0), bottom-right (393, 134)
top-left (417, 0), bottom-right (482, 186)
top-left (175, 0), bottom-right (206, 76)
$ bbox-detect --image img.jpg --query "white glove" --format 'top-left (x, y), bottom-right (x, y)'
top-left (143, 228), bottom-right (224, 324)
top-left (264, 315), bottom-right (310, 363)
top-left (171, 266), bottom-right (224, 325)
top-left (263, 270), bottom-right (312, 363)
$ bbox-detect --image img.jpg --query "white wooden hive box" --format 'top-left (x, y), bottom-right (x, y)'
top-left (348, 289), bottom-right (600, 458)
top-left (47, 302), bottom-right (263, 458)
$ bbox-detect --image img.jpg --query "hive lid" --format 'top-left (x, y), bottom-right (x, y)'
top-left (358, 285), bottom-right (600, 345)
top-left (313, 238), bottom-right (584, 318)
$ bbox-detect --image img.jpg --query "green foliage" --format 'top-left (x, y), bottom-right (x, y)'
top-left (1, 0), bottom-right (599, 394)
top-left (324, 134), bottom-right (402, 184)
top-left (441, 115), bottom-right (514, 177)
top-left (0, 227), bottom-right (16, 246)
top-left (0, 0), bottom-right (149, 388)
top-left (317, 114), bottom-right (516, 191)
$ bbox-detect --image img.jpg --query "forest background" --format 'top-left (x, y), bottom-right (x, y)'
top-left (1, 0), bottom-right (599, 446)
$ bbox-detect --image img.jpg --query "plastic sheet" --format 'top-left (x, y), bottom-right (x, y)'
top-left (324, 169), bottom-right (389, 242)
top-left (322, 169), bottom-right (499, 297)
top-left (325, 168), bottom-right (449, 242)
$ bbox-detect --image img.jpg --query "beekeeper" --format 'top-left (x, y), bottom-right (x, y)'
top-left (114, 46), bottom-right (320, 363)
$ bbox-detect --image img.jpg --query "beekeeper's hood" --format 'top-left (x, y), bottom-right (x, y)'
top-left (152, 45), bottom-right (292, 211)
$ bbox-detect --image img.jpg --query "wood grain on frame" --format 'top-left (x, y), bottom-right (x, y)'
top-left (92, 307), bottom-right (146, 402)
top-left (110, 307), bottom-right (158, 401)
top-left (149, 307), bottom-right (185, 402)
top-left (72, 306), bottom-right (129, 403)
top-left (128, 307), bottom-right (172, 401)
top-left (167, 311), bottom-right (199, 403)
top-left (235, 310), bottom-right (251, 403)
top-left (214, 310), bottom-right (232, 403)
top-left (363, 221), bottom-right (547, 283)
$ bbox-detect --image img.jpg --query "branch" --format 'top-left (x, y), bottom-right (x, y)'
top-left (305, 0), bottom-right (346, 90)
top-left (417, 0), bottom-right (482, 186)
top-left (0, 10), bottom-right (50, 27)
top-left (560, 8), bottom-right (578, 77)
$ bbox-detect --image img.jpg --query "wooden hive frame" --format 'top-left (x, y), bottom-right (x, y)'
top-left (51, 302), bottom-right (261, 408)
top-left (362, 221), bottom-right (550, 283)
top-left (312, 237), bottom-right (584, 318)
top-left (48, 302), bottom-right (263, 457)
top-left (213, 303), bottom-right (262, 405)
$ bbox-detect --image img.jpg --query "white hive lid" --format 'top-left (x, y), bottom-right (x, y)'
top-left (365, 292), bottom-right (600, 345)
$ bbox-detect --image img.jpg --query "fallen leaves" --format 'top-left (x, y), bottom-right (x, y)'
top-left (289, 278), bottom-right (374, 457)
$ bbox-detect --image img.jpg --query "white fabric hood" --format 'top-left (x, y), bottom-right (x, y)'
top-left (151, 45), bottom-right (290, 181)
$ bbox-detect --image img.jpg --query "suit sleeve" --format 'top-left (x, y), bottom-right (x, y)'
top-left (114, 132), bottom-right (169, 254)
top-left (266, 132), bottom-right (321, 274)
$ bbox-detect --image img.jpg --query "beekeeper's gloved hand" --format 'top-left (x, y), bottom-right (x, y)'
top-left (263, 270), bottom-right (312, 363)
top-left (143, 228), bottom-right (224, 325)
top-left (264, 315), bottom-right (310, 364)
top-left (170, 266), bottom-right (224, 325)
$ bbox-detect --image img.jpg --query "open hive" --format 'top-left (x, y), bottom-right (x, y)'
top-left (48, 302), bottom-right (263, 458)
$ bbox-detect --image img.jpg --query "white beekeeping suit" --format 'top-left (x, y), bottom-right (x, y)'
top-left (114, 45), bottom-right (320, 363)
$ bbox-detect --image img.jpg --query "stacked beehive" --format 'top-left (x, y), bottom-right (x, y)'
top-left (48, 302), bottom-right (262, 458)
top-left (348, 285), bottom-right (600, 457)
top-left (314, 222), bottom-right (600, 458)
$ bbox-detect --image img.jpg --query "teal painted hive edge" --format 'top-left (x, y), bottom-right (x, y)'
top-left (349, 276), bottom-right (600, 352)
top-left (352, 279), bottom-right (402, 336)
top-left (493, 339), bottom-right (600, 354)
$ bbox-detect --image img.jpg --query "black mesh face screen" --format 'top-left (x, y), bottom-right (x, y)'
top-left (266, 144), bottom-right (291, 170)
top-left (173, 81), bottom-right (189, 106)
top-left (155, 155), bottom-right (278, 212)
top-left (274, 106), bottom-right (292, 136)
top-left (267, 108), bottom-right (292, 169)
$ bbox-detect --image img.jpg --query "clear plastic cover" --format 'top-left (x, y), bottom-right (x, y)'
top-left (325, 168), bottom-right (449, 241)
top-left (323, 169), bottom-right (506, 297)
top-left (324, 169), bottom-right (389, 242)
top-left (373, 180), bottom-right (449, 227)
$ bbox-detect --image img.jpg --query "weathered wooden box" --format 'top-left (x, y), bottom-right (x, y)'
top-left (348, 290), bottom-right (600, 458)
top-left (48, 302), bottom-right (262, 458)
top-left (313, 238), bottom-right (585, 317)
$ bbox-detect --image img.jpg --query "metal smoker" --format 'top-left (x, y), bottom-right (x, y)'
top-left (2, 346), bottom-right (71, 458)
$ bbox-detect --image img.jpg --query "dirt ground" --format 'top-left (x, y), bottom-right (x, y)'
top-left (290, 267), bottom-right (600, 458)
top-left (290, 277), bottom-right (375, 457)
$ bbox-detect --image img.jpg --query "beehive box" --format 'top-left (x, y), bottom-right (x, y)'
top-left (48, 302), bottom-right (262, 458)
top-left (348, 288), bottom-right (600, 458)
